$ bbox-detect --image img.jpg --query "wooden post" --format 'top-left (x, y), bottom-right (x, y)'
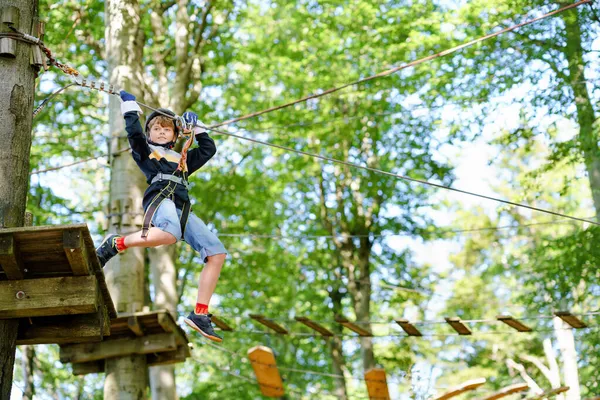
top-left (0, 1), bottom-right (38, 397)
top-left (364, 368), bottom-right (390, 400)
top-left (247, 346), bottom-right (285, 398)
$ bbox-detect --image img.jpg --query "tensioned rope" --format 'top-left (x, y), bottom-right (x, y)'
top-left (17, 0), bottom-right (597, 226)
top-left (210, 324), bottom-right (600, 340)
top-left (208, 0), bottom-right (591, 128)
top-left (204, 309), bottom-right (600, 329)
top-left (205, 125), bottom-right (600, 226)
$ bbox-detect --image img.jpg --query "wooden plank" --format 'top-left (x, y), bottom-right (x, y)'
top-left (0, 223), bottom-right (89, 235)
top-left (445, 317), bottom-right (472, 335)
top-left (127, 316), bottom-right (144, 337)
top-left (335, 316), bottom-right (372, 336)
top-left (155, 311), bottom-right (189, 346)
top-left (497, 315), bottom-right (532, 332)
top-left (0, 276), bottom-right (98, 318)
top-left (249, 314), bottom-right (289, 334)
top-left (433, 378), bottom-right (486, 400)
top-left (554, 311), bottom-right (587, 328)
top-left (395, 319), bottom-right (423, 336)
top-left (147, 344), bottom-right (190, 366)
top-left (529, 386), bottom-right (569, 400)
top-left (72, 361), bottom-right (104, 376)
top-left (482, 383), bottom-right (528, 400)
top-left (60, 332), bottom-right (177, 364)
top-left (364, 368), bottom-right (390, 400)
top-left (248, 346), bottom-right (285, 398)
top-left (0, 233), bottom-right (24, 279)
top-left (211, 315), bottom-right (234, 331)
top-left (295, 316), bottom-right (334, 337)
top-left (16, 311), bottom-right (105, 345)
top-left (63, 229), bottom-right (90, 276)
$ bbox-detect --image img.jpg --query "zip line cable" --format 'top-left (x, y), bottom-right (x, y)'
top-left (208, 0), bottom-right (592, 129)
top-left (203, 125), bottom-right (600, 226)
top-left (20, 0), bottom-right (597, 225)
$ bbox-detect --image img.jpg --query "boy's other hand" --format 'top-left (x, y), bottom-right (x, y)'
top-left (120, 90), bottom-right (136, 102)
top-left (182, 111), bottom-right (198, 127)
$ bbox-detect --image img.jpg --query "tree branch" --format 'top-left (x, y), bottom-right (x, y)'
top-left (506, 358), bottom-right (544, 394)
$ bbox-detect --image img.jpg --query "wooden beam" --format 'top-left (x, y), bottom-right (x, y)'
top-left (554, 311), bottom-right (587, 328)
top-left (63, 229), bottom-right (90, 276)
top-left (156, 311), bottom-right (188, 346)
top-left (497, 315), bottom-right (532, 332)
top-left (16, 310), bottom-right (106, 345)
top-left (248, 346), bottom-right (285, 398)
top-left (72, 361), bottom-right (104, 376)
top-left (335, 316), bottom-right (372, 336)
top-left (127, 316), bottom-right (144, 337)
top-left (445, 317), bottom-right (472, 335)
top-left (60, 332), bottom-right (177, 364)
top-left (147, 344), bottom-right (190, 366)
top-left (249, 314), bottom-right (288, 334)
top-left (0, 233), bottom-right (24, 279)
top-left (72, 344), bottom-right (191, 375)
top-left (0, 276), bottom-right (98, 319)
top-left (211, 315), bottom-right (234, 331)
top-left (364, 368), bottom-right (390, 400)
top-left (433, 378), bottom-right (486, 400)
top-left (395, 319), bottom-right (423, 336)
top-left (295, 316), bottom-right (334, 337)
top-left (482, 383), bottom-right (528, 400)
top-left (529, 386), bottom-right (569, 400)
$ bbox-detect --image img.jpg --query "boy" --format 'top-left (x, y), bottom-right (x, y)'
top-left (96, 90), bottom-right (227, 342)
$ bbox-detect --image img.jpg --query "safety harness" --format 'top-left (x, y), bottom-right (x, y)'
top-left (141, 126), bottom-right (196, 239)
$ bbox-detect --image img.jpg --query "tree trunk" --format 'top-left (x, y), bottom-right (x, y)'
top-left (561, 6), bottom-right (600, 217)
top-left (554, 317), bottom-right (581, 400)
top-left (104, 0), bottom-right (149, 397)
top-left (149, 246), bottom-right (178, 400)
top-left (328, 284), bottom-right (348, 399)
top-left (21, 345), bottom-right (35, 399)
top-left (0, 0), bottom-right (38, 397)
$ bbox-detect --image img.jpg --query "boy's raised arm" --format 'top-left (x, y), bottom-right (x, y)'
top-left (183, 111), bottom-right (217, 173)
top-left (120, 90), bottom-right (150, 162)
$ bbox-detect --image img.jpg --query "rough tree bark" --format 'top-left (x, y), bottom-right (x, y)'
top-left (103, 0), bottom-right (149, 397)
top-left (0, 0), bottom-right (38, 398)
top-left (561, 5), bottom-right (600, 218)
top-left (329, 278), bottom-right (348, 399)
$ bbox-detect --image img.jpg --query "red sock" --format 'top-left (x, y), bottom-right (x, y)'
top-left (195, 303), bottom-right (209, 315)
top-left (115, 236), bottom-right (128, 252)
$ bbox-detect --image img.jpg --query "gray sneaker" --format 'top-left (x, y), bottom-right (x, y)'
top-left (96, 234), bottom-right (121, 267)
top-left (184, 312), bottom-right (223, 342)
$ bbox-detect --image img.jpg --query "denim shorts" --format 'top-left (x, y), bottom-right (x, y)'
top-left (151, 199), bottom-right (227, 262)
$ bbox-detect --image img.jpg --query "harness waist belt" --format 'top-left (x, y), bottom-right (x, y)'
top-left (151, 172), bottom-right (190, 190)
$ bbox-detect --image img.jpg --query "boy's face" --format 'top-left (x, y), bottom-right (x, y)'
top-left (148, 119), bottom-right (176, 144)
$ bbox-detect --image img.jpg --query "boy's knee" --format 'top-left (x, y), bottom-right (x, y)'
top-left (207, 253), bottom-right (226, 265)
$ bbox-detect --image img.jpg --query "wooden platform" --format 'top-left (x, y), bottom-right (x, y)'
top-left (60, 310), bottom-right (190, 374)
top-left (0, 224), bottom-right (116, 344)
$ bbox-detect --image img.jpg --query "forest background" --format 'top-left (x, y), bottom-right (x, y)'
top-left (10, 0), bottom-right (600, 399)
